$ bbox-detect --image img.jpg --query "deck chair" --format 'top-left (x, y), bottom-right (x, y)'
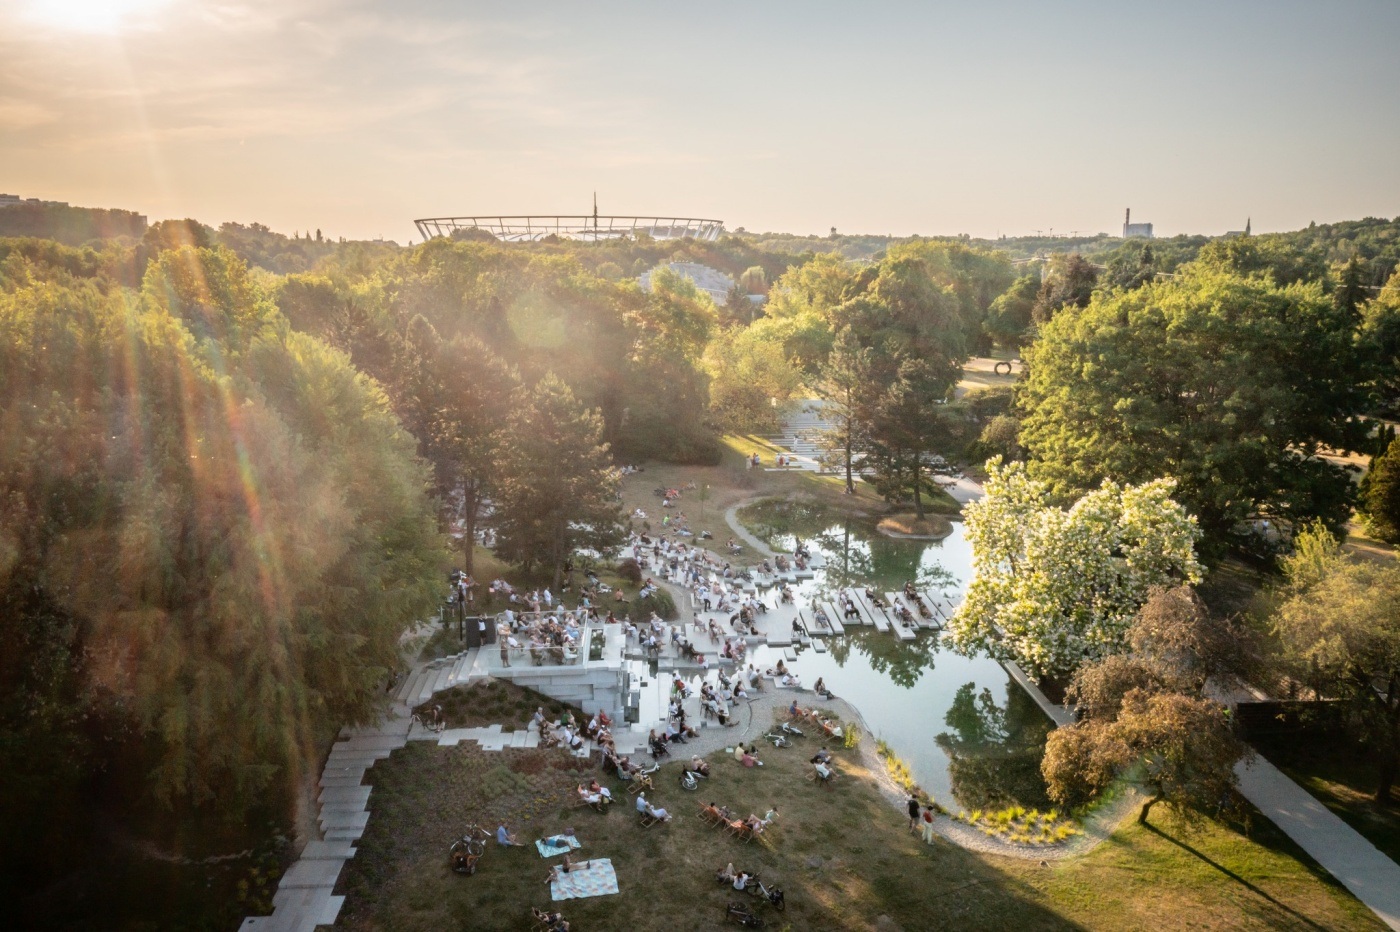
top-left (638, 811), bottom-right (659, 828)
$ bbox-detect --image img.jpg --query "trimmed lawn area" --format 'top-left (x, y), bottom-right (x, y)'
top-left (333, 726), bottom-right (1381, 931)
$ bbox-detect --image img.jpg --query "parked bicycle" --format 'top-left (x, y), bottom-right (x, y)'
top-left (449, 826), bottom-right (489, 875)
top-left (412, 703), bottom-right (445, 733)
top-left (762, 731), bottom-right (789, 749)
top-left (725, 901), bottom-right (765, 927)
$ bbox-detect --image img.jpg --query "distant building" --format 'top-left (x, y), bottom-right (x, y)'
top-left (0, 193), bottom-right (68, 209)
top-left (639, 261), bottom-right (735, 304)
top-left (1122, 208), bottom-right (1153, 239)
top-left (1223, 218), bottom-right (1252, 238)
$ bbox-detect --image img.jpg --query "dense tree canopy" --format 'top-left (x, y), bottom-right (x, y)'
top-left (1018, 268), bottom-right (1371, 555)
top-left (0, 249), bottom-right (445, 839)
top-left (1274, 525), bottom-right (1400, 804)
top-left (947, 461), bottom-right (1202, 678)
top-left (1042, 587), bottom-right (1249, 825)
top-left (492, 374), bottom-right (625, 589)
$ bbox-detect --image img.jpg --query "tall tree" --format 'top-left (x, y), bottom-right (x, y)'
top-left (1019, 268), bottom-right (1371, 555)
top-left (814, 329), bottom-right (875, 494)
top-left (493, 374), bottom-right (624, 588)
top-left (1274, 524), bottom-right (1400, 805)
top-left (947, 460), bottom-right (1203, 678)
top-left (1364, 436), bottom-right (1400, 544)
top-left (1041, 587), bottom-right (1250, 825)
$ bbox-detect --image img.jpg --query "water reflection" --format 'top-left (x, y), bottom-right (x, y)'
top-left (730, 498), bottom-right (1052, 809)
top-left (936, 682), bottom-right (1054, 811)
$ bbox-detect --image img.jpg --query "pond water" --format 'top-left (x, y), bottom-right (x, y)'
top-left (731, 499), bottom-right (1054, 812)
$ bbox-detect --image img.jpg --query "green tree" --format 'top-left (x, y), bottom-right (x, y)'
top-left (1019, 269), bottom-right (1370, 555)
top-left (814, 329), bottom-right (875, 494)
top-left (1361, 270), bottom-right (1400, 410)
top-left (704, 323), bottom-right (802, 434)
top-left (947, 460), bottom-right (1203, 678)
top-left (0, 261), bottom-right (445, 832)
top-left (1364, 436), bottom-right (1400, 544)
top-left (1031, 253), bottom-right (1098, 323)
top-left (493, 374), bottom-right (625, 588)
top-left (1274, 524), bottom-right (1400, 804)
top-left (983, 274), bottom-right (1039, 351)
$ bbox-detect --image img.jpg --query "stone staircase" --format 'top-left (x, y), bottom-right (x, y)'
top-left (392, 648), bottom-right (477, 710)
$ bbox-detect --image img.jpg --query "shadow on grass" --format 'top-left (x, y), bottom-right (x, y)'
top-left (1142, 822), bottom-right (1330, 931)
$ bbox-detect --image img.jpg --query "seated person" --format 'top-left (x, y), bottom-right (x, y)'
top-left (717, 861), bottom-right (737, 884)
top-left (744, 814), bottom-right (764, 834)
top-left (733, 744), bottom-right (747, 763)
top-left (781, 673), bottom-right (801, 688)
top-left (733, 870), bottom-right (753, 891)
top-left (811, 747), bottom-right (832, 765)
top-left (761, 806), bottom-right (779, 826)
top-left (635, 793), bottom-right (650, 815)
top-left (702, 802), bottom-right (724, 822)
top-left (496, 823), bottom-right (519, 846)
top-left (688, 755), bottom-right (710, 776)
top-left (821, 718), bottom-right (844, 738)
top-left (814, 760), bottom-right (833, 781)
top-left (814, 677), bottom-right (831, 698)
top-left (645, 801), bottom-right (672, 823)
top-left (741, 746), bottom-right (763, 768)
top-left (788, 699), bottom-right (801, 718)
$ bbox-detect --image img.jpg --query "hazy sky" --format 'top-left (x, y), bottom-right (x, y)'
top-left (3, 0), bottom-right (1399, 243)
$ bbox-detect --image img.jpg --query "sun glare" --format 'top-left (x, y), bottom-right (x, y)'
top-left (24, 0), bottom-right (168, 34)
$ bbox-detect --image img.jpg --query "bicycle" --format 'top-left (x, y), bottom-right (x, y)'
top-left (412, 704), bottom-right (445, 733)
top-left (449, 827), bottom-right (488, 875)
top-left (780, 722), bottom-right (804, 737)
top-left (762, 732), bottom-right (789, 749)
top-left (680, 767), bottom-right (708, 790)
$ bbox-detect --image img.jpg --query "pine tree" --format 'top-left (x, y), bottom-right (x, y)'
top-left (493, 374), bottom-right (624, 588)
top-left (1365, 436), bottom-right (1400, 543)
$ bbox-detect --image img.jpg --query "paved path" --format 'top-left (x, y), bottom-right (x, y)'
top-left (723, 499), bottom-right (777, 558)
top-left (1234, 756), bottom-right (1400, 929)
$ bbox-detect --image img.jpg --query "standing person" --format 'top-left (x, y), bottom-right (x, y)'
top-left (907, 796), bottom-right (920, 832)
top-left (921, 805), bottom-right (936, 843)
top-left (499, 624), bottom-right (512, 667)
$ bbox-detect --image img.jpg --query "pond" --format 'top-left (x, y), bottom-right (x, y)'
top-left (733, 498), bottom-right (1055, 812)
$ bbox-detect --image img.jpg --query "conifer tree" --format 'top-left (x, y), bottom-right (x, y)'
top-left (493, 374), bottom-right (624, 588)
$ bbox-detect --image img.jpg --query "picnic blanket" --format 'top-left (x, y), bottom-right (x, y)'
top-left (535, 835), bottom-right (582, 858)
top-left (549, 857), bottom-right (619, 901)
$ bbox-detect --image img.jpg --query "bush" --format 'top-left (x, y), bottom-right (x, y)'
top-left (626, 589), bottom-right (677, 621)
top-left (616, 558), bottom-right (643, 584)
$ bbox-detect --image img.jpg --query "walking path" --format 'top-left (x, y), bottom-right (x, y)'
top-left (723, 498), bottom-right (776, 558)
top-left (1234, 756), bottom-right (1400, 929)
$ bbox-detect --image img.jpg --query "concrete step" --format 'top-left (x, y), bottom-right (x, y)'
top-left (278, 857), bottom-right (347, 889)
top-left (300, 841), bottom-right (357, 860)
top-left (318, 785), bottom-right (372, 807)
top-left (319, 809), bottom-right (371, 832)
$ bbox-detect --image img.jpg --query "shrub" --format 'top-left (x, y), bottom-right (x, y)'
top-left (616, 558), bottom-right (643, 584)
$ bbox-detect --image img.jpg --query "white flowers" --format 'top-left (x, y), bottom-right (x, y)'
top-left (947, 460), bottom-right (1202, 677)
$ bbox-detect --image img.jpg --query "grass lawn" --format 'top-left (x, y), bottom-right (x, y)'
top-left (333, 719), bottom-right (1380, 931)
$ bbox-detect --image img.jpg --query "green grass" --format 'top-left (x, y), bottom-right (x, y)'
top-left (332, 727), bottom-right (1381, 931)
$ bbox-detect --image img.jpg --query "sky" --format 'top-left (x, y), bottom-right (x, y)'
top-left (2, 0), bottom-right (1399, 244)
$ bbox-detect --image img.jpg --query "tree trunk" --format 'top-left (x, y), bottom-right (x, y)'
top-left (462, 480), bottom-right (478, 576)
top-left (1378, 757), bottom-right (1396, 807)
top-left (1139, 790), bottom-right (1163, 825)
top-left (843, 421), bottom-right (854, 494)
top-left (911, 459), bottom-right (926, 520)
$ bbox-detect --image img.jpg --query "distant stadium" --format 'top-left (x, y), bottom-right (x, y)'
top-left (414, 205), bottom-right (723, 243)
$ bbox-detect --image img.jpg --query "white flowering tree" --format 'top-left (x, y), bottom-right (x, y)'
top-left (947, 460), bottom-right (1202, 678)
